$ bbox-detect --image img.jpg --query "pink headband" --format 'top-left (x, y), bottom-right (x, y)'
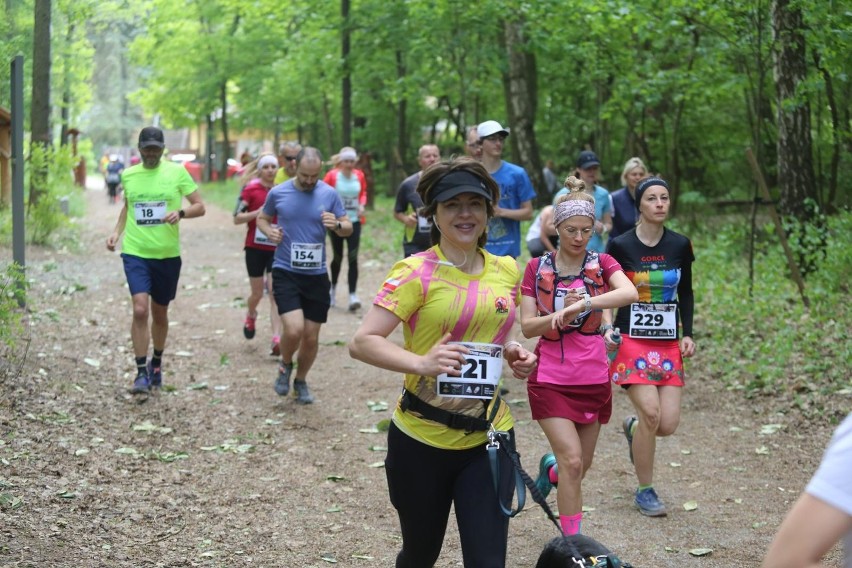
top-left (554, 200), bottom-right (595, 226)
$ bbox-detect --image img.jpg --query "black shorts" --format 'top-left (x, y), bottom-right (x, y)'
top-left (271, 268), bottom-right (331, 323)
top-left (244, 247), bottom-right (275, 278)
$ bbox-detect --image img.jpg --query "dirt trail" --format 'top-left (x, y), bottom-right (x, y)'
top-left (0, 179), bottom-right (841, 567)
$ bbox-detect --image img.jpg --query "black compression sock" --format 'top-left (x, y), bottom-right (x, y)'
top-left (135, 356), bottom-right (147, 376)
top-left (151, 349), bottom-right (163, 370)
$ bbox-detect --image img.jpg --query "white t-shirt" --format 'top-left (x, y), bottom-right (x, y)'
top-left (806, 413), bottom-right (852, 567)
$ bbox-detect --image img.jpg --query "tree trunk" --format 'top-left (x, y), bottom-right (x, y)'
top-left (501, 18), bottom-right (545, 205)
top-left (341, 0), bottom-right (351, 147)
top-left (59, 21), bottom-right (75, 147)
top-left (771, 0), bottom-right (823, 275)
top-left (29, 0), bottom-right (51, 207)
top-left (772, 0), bottom-right (818, 215)
top-left (219, 82), bottom-right (230, 180)
top-left (812, 52), bottom-right (840, 212)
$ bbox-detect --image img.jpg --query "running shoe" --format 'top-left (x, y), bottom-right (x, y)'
top-left (130, 373), bottom-right (150, 394)
top-left (147, 362), bottom-right (163, 388)
top-left (270, 336), bottom-right (281, 357)
top-left (623, 415), bottom-right (638, 464)
top-left (348, 293), bottom-right (361, 312)
top-left (243, 314), bottom-right (257, 339)
top-left (634, 487), bottom-right (667, 517)
top-left (275, 363), bottom-right (293, 396)
top-left (534, 453), bottom-right (558, 499)
top-left (293, 379), bottom-right (314, 405)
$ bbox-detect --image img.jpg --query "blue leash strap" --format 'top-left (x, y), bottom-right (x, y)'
top-left (487, 427), bottom-right (563, 533)
top-left (487, 429), bottom-right (526, 517)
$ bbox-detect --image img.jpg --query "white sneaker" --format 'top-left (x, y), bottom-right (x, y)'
top-left (348, 293), bottom-right (361, 311)
top-left (329, 286), bottom-right (336, 307)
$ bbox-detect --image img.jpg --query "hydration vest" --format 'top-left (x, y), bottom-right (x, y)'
top-left (535, 251), bottom-right (606, 340)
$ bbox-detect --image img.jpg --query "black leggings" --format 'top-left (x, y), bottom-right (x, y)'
top-left (329, 221), bottom-right (361, 293)
top-left (385, 422), bottom-right (515, 568)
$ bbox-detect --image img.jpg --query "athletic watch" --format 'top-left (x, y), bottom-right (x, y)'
top-left (336, 221), bottom-right (342, 231)
top-left (178, 209), bottom-right (186, 218)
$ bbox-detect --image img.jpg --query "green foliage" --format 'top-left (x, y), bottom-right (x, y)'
top-left (24, 145), bottom-right (81, 246)
top-left (0, 263), bottom-right (27, 348)
top-left (693, 210), bottom-right (851, 420)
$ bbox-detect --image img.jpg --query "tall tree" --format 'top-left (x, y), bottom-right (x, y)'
top-left (771, 0), bottom-right (818, 215)
top-left (501, 16), bottom-right (544, 202)
top-left (341, 0), bottom-right (351, 147)
top-left (29, 0), bottom-right (51, 207)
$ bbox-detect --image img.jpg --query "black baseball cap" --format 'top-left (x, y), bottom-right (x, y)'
top-left (429, 170), bottom-right (493, 203)
top-left (138, 126), bottom-right (165, 149)
top-left (576, 150), bottom-right (600, 169)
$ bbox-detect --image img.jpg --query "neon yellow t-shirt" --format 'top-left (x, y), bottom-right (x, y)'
top-left (374, 246), bottom-right (520, 450)
top-left (121, 161), bottom-right (197, 259)
top-left (273, 169), bottom-right (291, 185)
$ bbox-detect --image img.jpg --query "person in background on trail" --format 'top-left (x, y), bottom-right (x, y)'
top-left (464, 125), bottom-right (483, 161)
top-left (105, 154), bottom-right (125, 204)
top-left (526, 201), bottom-right (559, 258)
top-left (274, 141), bottom-right (302, 185)
top-left (239, 148), bottom-right (253, 167)
top-left (478, 120), bottom-right (536, 259)
top-left (323, 146), bottom-right (367, 311)
top-left (393, 143), bottom-right (441, 258)
top-left (554, 151), bottom-right (612, 253)
top-left (105, 126), bottom-right (206, 394)
top-left (609, 157), bottom-right (648, 240)
top-left (543, 159), bottom-right (559, 195)
top-left (521, 176), bottom-right (637, 536)
top-left (256, 147), bottom-right (351, 404)
top-left (349, 157), bottom-right (537, 568)
top-left (605, 176), bottom-right (695, 518)
top-left (762, 413), bottom-right (852, 568)
top-left (233, 153), bottom-right (283, 356)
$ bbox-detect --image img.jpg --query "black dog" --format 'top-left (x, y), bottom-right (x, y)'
top-left (535, 534), bottom-right (632, 568)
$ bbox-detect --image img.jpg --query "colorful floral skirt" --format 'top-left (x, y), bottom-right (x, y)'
top-left (610, 337), bottom-right (685, 387)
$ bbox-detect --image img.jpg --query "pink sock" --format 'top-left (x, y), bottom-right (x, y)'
top-left (560, 513), bottom-right (582, 535)
top-left (548, 465), bottom-right (559, 484)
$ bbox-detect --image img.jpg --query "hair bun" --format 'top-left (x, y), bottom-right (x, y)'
top-left (563, 175), bottom-right (585, 193)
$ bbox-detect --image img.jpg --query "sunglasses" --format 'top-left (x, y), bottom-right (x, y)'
top-left (283, 155), bottom-right (298, 161)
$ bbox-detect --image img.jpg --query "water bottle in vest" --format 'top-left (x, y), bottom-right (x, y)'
top-left (608, 327), bottom-right (622, 362)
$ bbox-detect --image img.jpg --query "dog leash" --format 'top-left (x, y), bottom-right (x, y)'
top-left (487, 428), bottom-right (562, 534)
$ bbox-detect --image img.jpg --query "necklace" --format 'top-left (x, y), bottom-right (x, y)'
top-left (554, 253), bottom-right (585, 278)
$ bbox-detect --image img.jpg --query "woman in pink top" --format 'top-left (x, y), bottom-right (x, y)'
top-left (520, 176), bottom-right (637, 536)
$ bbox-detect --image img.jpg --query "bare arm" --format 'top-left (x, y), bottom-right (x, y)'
top-left (495, 200), bottom-right (534, 221)
top-left (256, 211), bottom-right (283, 244)
top-left (105, 200), bottom-right (128, 251)
top-left (323, 212), bottom-right (353, 237)
top-left (762, 493), bottom-right (852, 568)
top-left (348, 305), bottom-right (468, 378)
top-left (394, 211), bottom-right (418, 228)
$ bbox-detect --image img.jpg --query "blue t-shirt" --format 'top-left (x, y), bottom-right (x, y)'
top-left (553, 184), bottom-right (612, 252)
top-left (262, 179), bottom-right (346, 275)
top-left (486, 161), bottom-right (536, 258)
top-left (610, 187), bottom-right (637, 240)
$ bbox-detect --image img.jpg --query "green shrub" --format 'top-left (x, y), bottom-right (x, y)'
top-left (0, 263), bottom-right (27, 348)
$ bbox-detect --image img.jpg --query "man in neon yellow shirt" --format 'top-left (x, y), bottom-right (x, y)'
top-left (274, 141), bottom-right (301, 185)
top-left (106, 126), bottom-right (206, 394)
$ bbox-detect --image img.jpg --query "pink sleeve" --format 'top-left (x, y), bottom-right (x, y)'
top-left (520, 258), bottom-right (539, 298)
top-left (599, 253), bottom-right (624, 283)
top-left (356, 169), bottom-right (368, 205)
top-left (323, 169), bottom-right (337, 187)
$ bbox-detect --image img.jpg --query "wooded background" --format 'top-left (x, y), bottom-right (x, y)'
top-left (1, 0), bottom-right (849, 218)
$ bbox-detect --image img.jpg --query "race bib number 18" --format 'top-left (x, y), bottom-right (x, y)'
top-left (437, 342), bottom-right (503, 400)
top-left (134, 201), bottom-right (166, 226)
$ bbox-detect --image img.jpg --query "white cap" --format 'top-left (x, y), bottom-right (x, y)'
top-left (477, 120), bottom-right (510, 139)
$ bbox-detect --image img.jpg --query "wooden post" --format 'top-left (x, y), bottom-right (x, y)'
top-left (745, 148), bottom-right (809, 308)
